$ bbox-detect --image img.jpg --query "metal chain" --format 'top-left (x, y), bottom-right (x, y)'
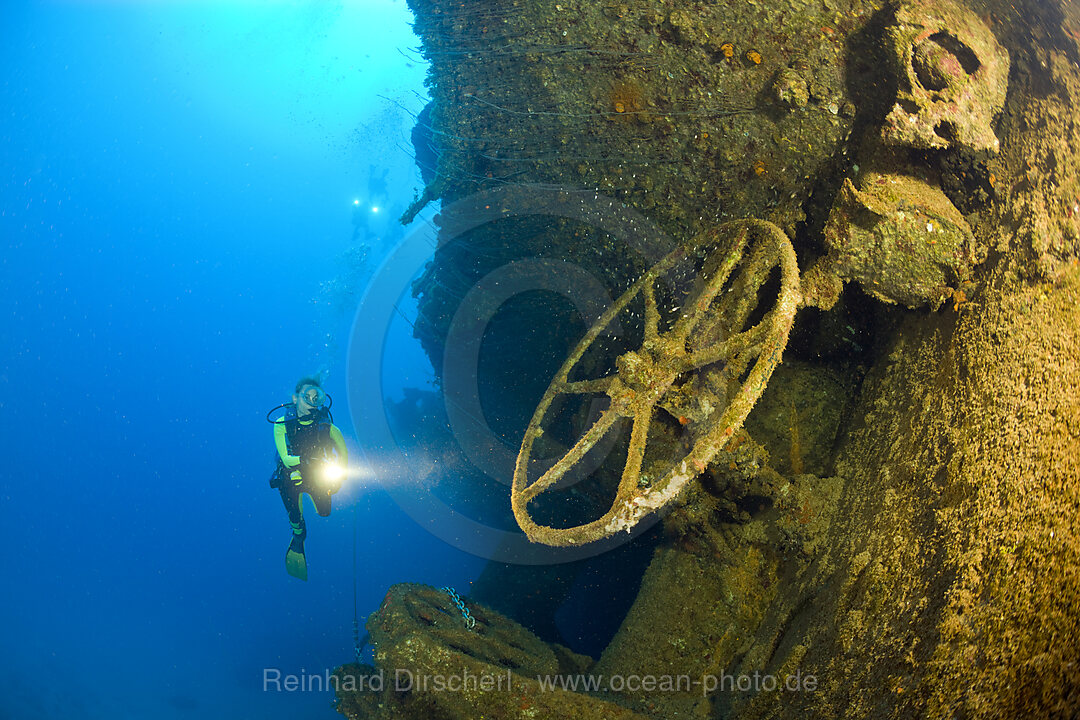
top-left (442, 587), bottom-right (476, 630)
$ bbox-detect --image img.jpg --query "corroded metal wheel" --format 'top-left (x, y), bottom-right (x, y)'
top-left (511, 219), bottom-right (800, 546)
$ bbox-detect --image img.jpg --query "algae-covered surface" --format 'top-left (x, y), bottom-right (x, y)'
top-left (336, 0), bottom-right (1080, 717)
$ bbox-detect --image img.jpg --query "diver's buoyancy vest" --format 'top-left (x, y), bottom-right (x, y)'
top-left (284, 406), bottom-right (333, 463)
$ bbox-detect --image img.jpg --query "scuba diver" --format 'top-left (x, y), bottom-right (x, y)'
top-left (267, 378), bottom-right (348, 581)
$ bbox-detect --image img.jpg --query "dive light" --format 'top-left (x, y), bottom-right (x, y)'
top-left (317, 460), bottom-right (346, 484)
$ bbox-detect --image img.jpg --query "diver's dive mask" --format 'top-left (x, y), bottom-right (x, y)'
top-left (297, 385), bottom-right (326, 409)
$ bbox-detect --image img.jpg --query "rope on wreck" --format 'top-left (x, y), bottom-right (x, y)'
top-left (352, 503), bottom-right (368, 665)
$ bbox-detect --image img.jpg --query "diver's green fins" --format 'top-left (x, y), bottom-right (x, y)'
top-left (286, 546), bottom-right (308, 581)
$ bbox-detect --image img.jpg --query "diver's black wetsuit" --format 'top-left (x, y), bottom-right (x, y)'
top-left (270, 407), bottom-right (337, 543)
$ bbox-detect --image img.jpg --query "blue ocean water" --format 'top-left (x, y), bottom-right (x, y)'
top-left (0, 3), bottom-right (485, 718)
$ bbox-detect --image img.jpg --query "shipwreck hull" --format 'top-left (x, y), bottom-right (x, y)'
top-left (336, 0), bottom-right (1080, 717)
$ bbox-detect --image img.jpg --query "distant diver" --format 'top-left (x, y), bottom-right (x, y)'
top-left (266, 377), bottom-right (348, 581)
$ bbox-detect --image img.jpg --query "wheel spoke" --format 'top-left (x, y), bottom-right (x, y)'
top-left (558, 377), bottom-right (614, 395)
top-left (686, 320), bottom-right (768, 370)
top-left (716, 237), bottom-right (778, 333)
top-left (519, 407), bottom-right (620, 503)
top-left (673, 226), bottom-right (747, 344)
top-left (723, 340), bottom-right (764, 381)
top-left (616, 405), bottom-right (653, 498)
